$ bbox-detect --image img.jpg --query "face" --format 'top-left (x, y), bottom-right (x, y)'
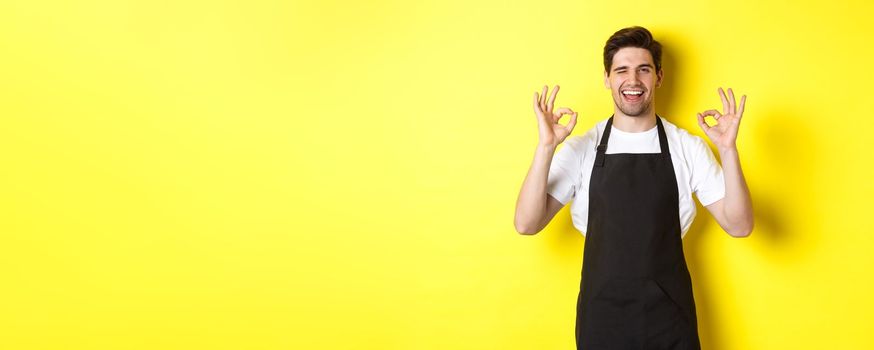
top-left (604, 47), bottom-right (663, 117)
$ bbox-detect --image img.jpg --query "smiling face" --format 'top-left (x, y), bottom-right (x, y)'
top-left (604, 47), bottom-right (663, 117)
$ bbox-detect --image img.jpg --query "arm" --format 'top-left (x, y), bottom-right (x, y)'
top-left (704, 147), bottom-right (754, 237)
top-left (514, 84), bottom-right (577, 235)
top-left (697, 87), bottom-right (754, 237)
top-left (514, 144), bottom-right (567, 235)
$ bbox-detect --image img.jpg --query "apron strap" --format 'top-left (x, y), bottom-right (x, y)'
top-left (655, 115), bottom-right (670, 157)
top-left (594, 115), bottom-right (670, 168)
top-left (594, 116), bottom-right (613, 168)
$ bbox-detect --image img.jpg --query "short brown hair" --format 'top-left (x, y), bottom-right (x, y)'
top-left (603, 26), bottom-right (662, 75)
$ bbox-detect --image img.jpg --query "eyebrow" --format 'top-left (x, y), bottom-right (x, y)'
top-left (613, 63), bottom-right (654, 72)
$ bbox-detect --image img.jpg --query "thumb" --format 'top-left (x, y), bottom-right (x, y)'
top-left (565, 112), bottom-right (578, 132)
top-left (696, 112), bottom-right (710, 132)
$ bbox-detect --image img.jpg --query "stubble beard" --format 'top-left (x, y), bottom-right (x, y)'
top-left (615, 95), bottom-right (652, 117)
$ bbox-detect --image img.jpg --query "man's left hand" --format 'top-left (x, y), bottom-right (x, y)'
top-left (696, 87), bottom-right (746, 150)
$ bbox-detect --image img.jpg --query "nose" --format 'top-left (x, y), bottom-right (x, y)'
top-left (629, 70), bottom-right (641, 83)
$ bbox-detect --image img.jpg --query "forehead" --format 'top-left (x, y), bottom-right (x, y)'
top-left (611, 47), bottom-right (654, 69)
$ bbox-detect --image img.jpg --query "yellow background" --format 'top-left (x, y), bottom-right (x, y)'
top-left (1, 0), bottom-right (872, 349)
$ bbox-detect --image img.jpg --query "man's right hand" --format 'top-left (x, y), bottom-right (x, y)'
top-left (534, 84), bottom-right (577, 148)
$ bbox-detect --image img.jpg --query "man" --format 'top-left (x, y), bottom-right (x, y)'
top-left (513, 26), bottom-right (753, 349)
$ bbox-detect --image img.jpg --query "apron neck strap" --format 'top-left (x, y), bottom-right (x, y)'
top-left (594, 115), bottom-right (669, 168)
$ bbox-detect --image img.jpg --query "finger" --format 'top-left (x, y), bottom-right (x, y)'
top-left (566, 112), bottom-right (578, 132)
top-left (700, 109), bottom-right (723, 119)
top-left (727, 88), bottom-right (736, 115)
top-left (540, 85), bottom-right (547, 111)
top-left (534, 92), bottom-right (543, 113)
top-left (547, 85), bottom-right (559, 112)
top-left (697, 112), bottom-right (711, 132)
top-left (553, 107), bottom-right (574, 121)
top-left (738, 95), bottom-right (746, 118)
top-left (718, 87), bottom-right (730, 115)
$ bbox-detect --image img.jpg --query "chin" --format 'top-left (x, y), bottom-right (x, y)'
top-left (618, 101), bottom-right (652, 117)
top-left (618, 105), bottom-right (649, 117)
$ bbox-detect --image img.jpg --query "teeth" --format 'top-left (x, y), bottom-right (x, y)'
top-left (622, 91), bottom-right (643, 95)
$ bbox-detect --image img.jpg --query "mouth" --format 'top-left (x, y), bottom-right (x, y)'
top-left (621, 89), bottom-right (644, 103)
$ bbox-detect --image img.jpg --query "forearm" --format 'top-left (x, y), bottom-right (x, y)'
top-left (514, 143), bottom-right (556, 234)
top-left (718, 146), bottom-right (754, 236)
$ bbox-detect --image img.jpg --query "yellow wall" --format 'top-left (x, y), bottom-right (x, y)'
top-left (1, 0), bottom-right (872, 349)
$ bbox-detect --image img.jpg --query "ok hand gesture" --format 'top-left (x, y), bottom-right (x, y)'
top-left (534, 85), bottom-right (578, 148)
top-left (696, 87), bottom-right (747, 150)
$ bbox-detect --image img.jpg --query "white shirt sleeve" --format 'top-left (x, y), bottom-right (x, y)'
top-left (689, 135), bottom-right (726, 206)
top-left (546, 136), bottom-right (584, 205)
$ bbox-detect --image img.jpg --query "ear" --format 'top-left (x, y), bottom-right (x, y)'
top-left (656, 69), bottom-right (663, 88)
top-left (604, 71), bottom-right (610, 89)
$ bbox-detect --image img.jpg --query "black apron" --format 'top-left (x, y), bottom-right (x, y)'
top-left (575, 115), bottom-right (701, 349)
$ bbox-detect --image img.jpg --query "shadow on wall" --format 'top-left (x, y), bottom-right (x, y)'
top-left (742, 103), bottom-right (822, 255)
top-left (655, 35), bottom-right (823, 349)
top-left (682, 103), bottom-right (822, 350)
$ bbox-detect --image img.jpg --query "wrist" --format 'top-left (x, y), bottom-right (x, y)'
top-left (718, 145), bottom-right (738, 157)
top-left (537, 141), bottom-right (558, 151)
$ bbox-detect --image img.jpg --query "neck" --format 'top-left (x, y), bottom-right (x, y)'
top-left (612, 110), bottom-right (657, 133)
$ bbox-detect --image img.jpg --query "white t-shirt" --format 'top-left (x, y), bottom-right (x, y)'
top-left (546, 116), bottom-right (725, 238)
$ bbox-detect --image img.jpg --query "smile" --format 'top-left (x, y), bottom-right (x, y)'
top-left (621, 89), bottom-right (644, 102)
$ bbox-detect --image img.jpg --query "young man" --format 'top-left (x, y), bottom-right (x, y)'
top-left (513, 26), bottom-right (753, 349)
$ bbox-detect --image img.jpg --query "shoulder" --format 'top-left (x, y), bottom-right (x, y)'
top-left (561, 119), bottom-right (607, 154)
top-left (660, 116), bottom-right (710, 154)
